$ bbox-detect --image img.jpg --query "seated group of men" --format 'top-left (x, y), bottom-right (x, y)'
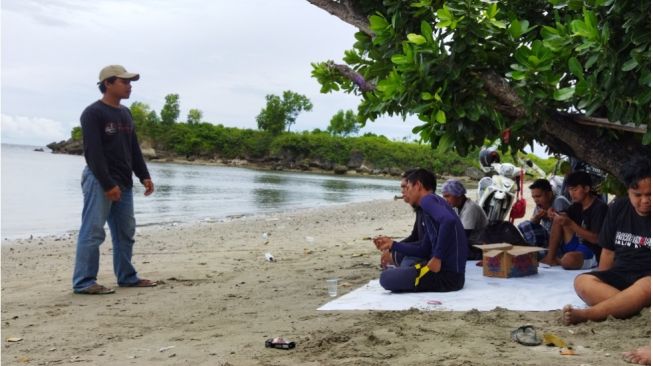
top-left (371, 158), bottom-right (650, 328)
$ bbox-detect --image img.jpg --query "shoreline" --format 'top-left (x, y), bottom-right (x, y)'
top-left (1, 199), bottom-right (649, 365)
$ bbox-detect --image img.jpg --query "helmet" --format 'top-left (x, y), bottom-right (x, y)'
top-left (479, 148), bottom-right (500, 168)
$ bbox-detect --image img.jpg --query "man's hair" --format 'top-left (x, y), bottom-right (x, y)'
top-left (529, 179), bottom-right (552, 192)
top-left (98, 76), bottom-right (118, 93)
top-left (404, 168), bottom-right (436, 192)
top-left (401, 169), bottom-right (417, 179)
top-left (620, 157), bottom-right (651, 189)
top-left (564, 171), bottom-right (593, 188)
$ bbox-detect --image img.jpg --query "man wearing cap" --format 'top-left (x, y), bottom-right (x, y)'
top-left (72, 65), bottom-right (157, 294)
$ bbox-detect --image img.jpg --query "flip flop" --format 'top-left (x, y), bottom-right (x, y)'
top-left (511, 325), bottom-right (542, 346)
top-left (119, 279), bottom-right (158, 288)
top-left (74, 284), bottom-right (115, 295)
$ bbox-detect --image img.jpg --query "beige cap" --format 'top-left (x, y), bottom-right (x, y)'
top-left (98, 65), bottom-right (140, 83)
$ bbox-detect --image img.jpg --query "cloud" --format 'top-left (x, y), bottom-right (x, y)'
top-left (0, 114), bottom-right (72, 146)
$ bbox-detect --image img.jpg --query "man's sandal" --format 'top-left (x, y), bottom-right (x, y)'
top-left (74, 284), bottom-right (115, 295)
top-left (119, 279), bottom-right (158, 288)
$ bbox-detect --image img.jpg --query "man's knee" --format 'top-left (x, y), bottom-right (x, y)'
top-left (573, 273), bottom-right (599, 296)
top-left (632, 276), bottom-right (651, 306)
top-left (561, 252), bottom-right (584, 269)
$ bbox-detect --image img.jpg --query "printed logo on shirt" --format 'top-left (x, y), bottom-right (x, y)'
top-left (614, 231), bottom-right (651, 249)
top-left (105, 122), bottom-right (117, 135)
top-left (104, 122), bottom-right (133, 136)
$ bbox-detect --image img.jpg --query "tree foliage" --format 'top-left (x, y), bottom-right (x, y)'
top-left (256, 91), bottom-right (313, 134)
top-left (327, 109), bottom-right (361, 136)
top-left (160, 93), bottom-right (180, 125)
top-left (308, 0), bottom-right (650, 181)
top-left (187, 108), bottom-right (203, 124)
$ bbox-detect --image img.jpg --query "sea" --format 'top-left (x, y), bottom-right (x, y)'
top-left (1, 143), bottom-right (400, 240)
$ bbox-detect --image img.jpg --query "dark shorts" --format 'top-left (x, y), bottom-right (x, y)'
top-left (560, 236), bottom-right (594, 260)
top-left (584, 270), bottom-right (651, 291)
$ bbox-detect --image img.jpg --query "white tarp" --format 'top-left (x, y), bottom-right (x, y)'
top-left (318, 262), bottom-right (587, 311)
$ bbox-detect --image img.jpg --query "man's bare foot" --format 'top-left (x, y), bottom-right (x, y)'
top-left (562, 304), bottom-right (587, 325)
top-left (623, 346), bottom-right (651, 365)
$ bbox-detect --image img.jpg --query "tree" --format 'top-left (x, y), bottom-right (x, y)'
top-left (160, 93), bottom-right (180, 125)
top-left (327, 109), bottom-right (361, 136)
top-left (187, 108), bottom-right (203, 124)
top-left (308, 0), bottom-right (650, 182)
top-left (256, 90), bottom-right (313, 134)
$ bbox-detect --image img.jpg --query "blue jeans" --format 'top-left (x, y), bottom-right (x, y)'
top-left (72, 167), bottom-right (140, 291)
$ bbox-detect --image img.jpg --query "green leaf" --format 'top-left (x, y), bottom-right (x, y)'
top-left (369, 15), bottom-right (389, 32)
top-left (391, 55), bottom-right (408, 64)
top-left (407, 33), bottom-right (426, 45)
top-left (420, 21), bottom-right (434, 43)
top-left (510, 19), bottom-right (523, 38)
top-left (486, 3), bottom-right (498, 19)
top-left (420, 92), bottom-right (433, 100)
top-left (490, 19), bottom-right (506, 29)
top-left (621, 58), bottom-right (639, 71)
top-left (508, 70), bottom-right (526, 80)
top-left (435, 110), bottom-right (446, 124)
top-left (568, 57), bottom-right (584, 79)
top-left (436, 133), bottom-right (453, 153)
top-left (553, 87), bottom-right (575, 101)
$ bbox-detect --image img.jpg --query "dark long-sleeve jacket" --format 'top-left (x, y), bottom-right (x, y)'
top-left (81, 100), bottom-right (150, 191)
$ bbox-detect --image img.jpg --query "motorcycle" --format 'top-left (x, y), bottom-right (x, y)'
top-left (477, 161), bottom-right (523, 222)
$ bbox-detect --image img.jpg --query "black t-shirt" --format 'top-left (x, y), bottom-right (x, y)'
top-left (81, 100), bottom-right (150, 191)
top-left (599, 197), bottom-right (651, 273)
top-left (565, 197), bottom-right (608, 257)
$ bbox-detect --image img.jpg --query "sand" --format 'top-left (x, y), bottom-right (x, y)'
top-left (1, 199), bottom-right (650, 365)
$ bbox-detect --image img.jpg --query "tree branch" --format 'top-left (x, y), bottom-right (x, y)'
top-left (306, 0), bottom-right (372, 35)
top-left (327, 61), bottom-right (376, 92)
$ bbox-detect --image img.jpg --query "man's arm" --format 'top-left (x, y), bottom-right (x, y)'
top-left (597, 248), bottom-right (615, 271)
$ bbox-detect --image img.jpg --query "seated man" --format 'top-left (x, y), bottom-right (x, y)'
top-left (518, 179), bottom-right (570, 248)
top-left (540, 171), bottom-right (608, 269)
top-left (374, 169), bottom-right (468, 292)
top-left (563, 158), bottom-right (650, 325)
top-left (376, 170), bottom-right (425, 269)
top-left (441, 179), bottom-right (488, 259)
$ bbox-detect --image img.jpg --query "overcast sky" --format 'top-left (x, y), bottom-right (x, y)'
top-left (1, 0), bottom-right (424, 146)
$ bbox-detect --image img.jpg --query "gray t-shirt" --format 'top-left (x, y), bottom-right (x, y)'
top-left (455, 198), bottom-right (488, 231)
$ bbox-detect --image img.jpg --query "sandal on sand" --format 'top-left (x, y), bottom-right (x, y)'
top-left (74, 284), bottom-right (115, 295)
top-left (119, 279), bottom-right (158, 288)
top-left (511, 325), bottom-right (542, 346)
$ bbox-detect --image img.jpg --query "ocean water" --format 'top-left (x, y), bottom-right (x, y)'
top-left (1, 144), bottom-right (400, 239)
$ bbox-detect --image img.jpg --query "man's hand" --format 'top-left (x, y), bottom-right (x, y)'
top-left (546, 207), bottom-right (557, 220)
top-left (143, 179), bottom-right (155, 196)
top-left (373, 236), bottom-right (393, 251)
top-left (531, 209), bottom-right (547, 222)
top-left (553, 212), bottom-right (572, 227)
top-left (426, 257), bottom-right (441, 273)
top-left (380, 250), bottom-right (394, 268)
top-left (105, 186), bottom-right (121, 202)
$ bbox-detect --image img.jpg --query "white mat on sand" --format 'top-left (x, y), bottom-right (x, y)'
top-left (318, 262), bottom-right (587, 311)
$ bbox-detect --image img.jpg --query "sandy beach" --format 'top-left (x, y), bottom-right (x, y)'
top-left (1, 199), bottom-right (649, 365)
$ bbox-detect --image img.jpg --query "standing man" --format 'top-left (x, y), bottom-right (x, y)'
top-left (73, 65), bottom-right (157, 294)
top-left (375, 169), bottom-right (468, 292)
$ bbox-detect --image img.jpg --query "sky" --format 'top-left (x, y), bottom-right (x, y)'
top-left (1, 0), bottom-right (423, 146)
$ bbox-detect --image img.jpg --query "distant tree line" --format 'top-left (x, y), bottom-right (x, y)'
top-left (68, 91), bottom-right (553, 176)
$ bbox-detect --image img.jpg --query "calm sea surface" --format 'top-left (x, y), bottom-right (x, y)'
top-left (1, 144), bottom-right (400, 239)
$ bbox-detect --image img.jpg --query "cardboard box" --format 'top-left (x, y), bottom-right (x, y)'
top-left (473, 243), bottom-right (542, 278)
